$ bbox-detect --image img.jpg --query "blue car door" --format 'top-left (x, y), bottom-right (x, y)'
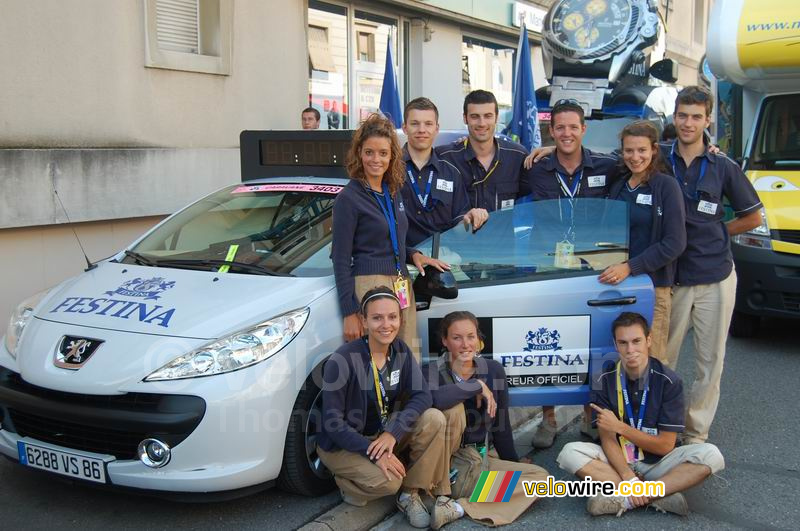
top-left (414, 198), bottom-right (654, 406)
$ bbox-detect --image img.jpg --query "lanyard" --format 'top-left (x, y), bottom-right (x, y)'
top-left (616, 361), bottom-right (649, 430)
top-left (472, 159), bottom-right (499, 188)
top-left (556, 170), bottom-right (583, 199)
top-left (556, 170), bottom-right (582, 240)
top-left (370, 184), bottom-right (402, 274)
top-left (371, 357), bottom-right (389, 425)
top-left (669, 141), bottom-right (708, 200)
top-left (406, 162), bottom-right (435, 211)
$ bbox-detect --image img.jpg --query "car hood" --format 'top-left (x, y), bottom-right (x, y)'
top-left (36, 262), bottom-right (334, 340)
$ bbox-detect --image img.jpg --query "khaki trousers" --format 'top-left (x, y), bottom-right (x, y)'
top-left (664, 269), bottom-right (737, 442)
top-left (441, 405), bottom-right (549, 526)
top-left (317, 408), bottom-right (451, 504)
top-left (649, 286), bottom-right (673, 362)
top-left (355, 274), bottom-right (419, 361)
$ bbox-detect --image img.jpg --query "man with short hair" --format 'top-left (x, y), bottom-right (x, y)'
top-left (557, 312), bottom-right (724, 517)
top-left (661, 86), bottom-right (762, 444)
top-left (437, 90), bottom-right (528, 212)
top-left (401, 97), bottom-right (489, 246)
top-left (520, 99), bottom-right (620, 200)
top-left (521, 99), bottom-right (620, 449)
top-left (301, 107), bottom-right (321, 129)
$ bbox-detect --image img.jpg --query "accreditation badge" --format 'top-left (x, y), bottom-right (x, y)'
top-left (393, 277), bottom-right (410, 310)
top-left (554, 240), bottom-right (575, 269)
top-left (620, 435), bottom-right (643, 464)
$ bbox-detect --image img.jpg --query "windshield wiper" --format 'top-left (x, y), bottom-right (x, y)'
top-left (155, 258), bottom-right (291, 277)
top-left (124, 250), bottom-right (160, 267)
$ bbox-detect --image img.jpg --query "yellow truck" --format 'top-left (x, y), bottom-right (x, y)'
top-left (707, 0), bottom-right (800, 336)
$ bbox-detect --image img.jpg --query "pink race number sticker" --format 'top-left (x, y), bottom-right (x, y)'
top-left (232, 184), bottom-right (344, 194)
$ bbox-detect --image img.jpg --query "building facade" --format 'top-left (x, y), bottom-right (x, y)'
top-left (0, 0), bottom-right (710, 325)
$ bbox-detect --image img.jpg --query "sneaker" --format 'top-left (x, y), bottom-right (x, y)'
top-left (431, 496), bottom-right (464, 530)
top-left (580, 419), bottom-right (599, 441)
top-left (651, 493), bottom-right (689, 516)
top-left (339, 488), bottom-right (367, 507)
top-left (397, 491), bottom-right (431, 529)
top-left (532, 420), bottom-right (557, 448)
top-left (586, 495), bottom-right (627, 517)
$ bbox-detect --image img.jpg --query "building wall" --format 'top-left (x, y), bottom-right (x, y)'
top-left (0, 217), bottom-right (164, 327)
top-left (0, 0), bottom-right (307, 149)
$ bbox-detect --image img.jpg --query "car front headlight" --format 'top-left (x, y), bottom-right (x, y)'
top-left (144, 307), bottom-right (310, 381)
top-left (4, 290), bottom-right (49, 359)
top-left (732, 208), bottom-right (771, 249)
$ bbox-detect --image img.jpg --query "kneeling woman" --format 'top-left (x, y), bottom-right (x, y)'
top-left (424, 311), bottom-right (549, 526)
top-left (317, 287), bottom-right (463, 530)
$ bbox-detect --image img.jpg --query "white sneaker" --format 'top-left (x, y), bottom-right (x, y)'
top-left (397, 491), bottom-right (431, 529)
top-left (586, 494), bottom-right (627, 517)
top-left (431, 496), bottom-right (463, 529)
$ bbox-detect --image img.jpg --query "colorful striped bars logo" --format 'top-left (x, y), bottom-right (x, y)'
top-left (469, 471), bottom-right (522, 502)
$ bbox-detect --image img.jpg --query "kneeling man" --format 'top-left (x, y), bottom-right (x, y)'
top-left (557, 312), bottom-right (724, 517)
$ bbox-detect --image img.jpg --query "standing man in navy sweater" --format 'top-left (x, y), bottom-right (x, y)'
top-left (437, 90), bottom-right (528, 212)
top-left (661, 87), bottom-right (762, 444)
top-left (401, 97), bottom-right (490, 246)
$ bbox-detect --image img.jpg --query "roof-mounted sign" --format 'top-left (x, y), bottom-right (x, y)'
top-left (239, 130), bottom-right (354, 181)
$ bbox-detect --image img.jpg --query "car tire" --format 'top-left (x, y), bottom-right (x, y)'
top-left (729, 310), bottom-right (760, 338)
top-left (278, 372), bottom-right (335, 496)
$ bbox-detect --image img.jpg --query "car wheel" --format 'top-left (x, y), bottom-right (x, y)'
top-left (729, 310), bottom-right (760, 338)
top-left (278, 373), bottom-right (335, 496)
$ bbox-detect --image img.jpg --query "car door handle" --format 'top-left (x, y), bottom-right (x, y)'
top-left (587, 296), bottom-right (637, 307)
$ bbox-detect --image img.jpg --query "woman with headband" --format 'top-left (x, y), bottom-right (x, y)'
top-left (317, 287), bottom-right (465, 529)
top-left (423, 311), bottom-right (549, 526)
top-left (331, 113), bottom-right (449, 360)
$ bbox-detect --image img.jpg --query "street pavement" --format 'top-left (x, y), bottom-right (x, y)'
top-left (0, 318), bottom-right (797, 530)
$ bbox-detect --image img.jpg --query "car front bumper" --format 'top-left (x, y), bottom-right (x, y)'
top-left (732, 243), bottom-right (800, 319)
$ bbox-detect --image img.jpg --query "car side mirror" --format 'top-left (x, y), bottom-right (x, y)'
top-left (413, 266), bottom-right (458, 310)
top-left (649, 59), bottom-right (678, 83)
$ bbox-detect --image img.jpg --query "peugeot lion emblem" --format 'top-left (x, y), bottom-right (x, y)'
top-left (54, 336), bottom-right (103, 369)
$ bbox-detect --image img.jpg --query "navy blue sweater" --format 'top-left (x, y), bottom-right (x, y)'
top-left (331, 179), bottom-right (419, 316)
top-left (608, 172), bottom-right (687, 287)
top-left (317, 338), bottom-right (432, 455)
top-left (422, 355), bottom-right (519, 462)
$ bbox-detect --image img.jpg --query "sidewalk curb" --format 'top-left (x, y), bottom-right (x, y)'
top-left (297, 406), bottom-right (544, 531)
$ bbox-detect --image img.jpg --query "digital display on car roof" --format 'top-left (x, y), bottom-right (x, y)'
top-left (240, 130), bottom-right (355, 180)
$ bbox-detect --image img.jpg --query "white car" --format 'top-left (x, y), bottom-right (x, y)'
top-left (0, 130), bottom-right (653, 496)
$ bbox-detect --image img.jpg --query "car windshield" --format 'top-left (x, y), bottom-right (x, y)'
top-left (750, 94), bottom-right (800, 170)
top-left (419, 198), bottom-right (629, 286)
top-left (125, 183), bottom-right (340, 277)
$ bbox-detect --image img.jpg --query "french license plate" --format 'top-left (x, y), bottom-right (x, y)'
top-left (17, 441), bottom-right (109, 483)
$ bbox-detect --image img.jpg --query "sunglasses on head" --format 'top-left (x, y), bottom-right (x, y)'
top-left (678, 88), bottom-right (710, 101)
top-left (552, 98), bottom-right (582, 109)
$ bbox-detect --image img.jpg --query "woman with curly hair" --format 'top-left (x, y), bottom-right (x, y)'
top-left (332, 114), bottom-right (448, 359)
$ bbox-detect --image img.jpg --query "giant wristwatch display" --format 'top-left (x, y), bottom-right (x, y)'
top-left (542, 0), bottom-right (659, 114)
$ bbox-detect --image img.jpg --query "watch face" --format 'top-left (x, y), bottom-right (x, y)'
top-left (550, 0), bottom-right (633, 53)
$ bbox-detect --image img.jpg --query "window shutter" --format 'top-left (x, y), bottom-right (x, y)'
top-left (308, 25), bottom-right (336, 72)
top-left (156, 0), bottom-right (200, 54)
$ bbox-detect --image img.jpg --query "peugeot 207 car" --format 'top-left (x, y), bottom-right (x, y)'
top-left (0, 130), bottom-right (653, 497)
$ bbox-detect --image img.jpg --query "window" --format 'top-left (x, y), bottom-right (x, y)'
top-left (307, 2), bottom-right (401, 129)
top-left (144, 0), bottom-right (232, 75)
top-left (461, 37), bottom-right (515, 132)
top-left (692, 0), bottom-right (706, 45)
top-left (308, 1), bottom-right (349, 130)
top-left (751, 94), bottom-right (800, 170)
top-left (357, 31), bottom-right (375, 62)
top-left (422, 199), bottom-right (629, 288)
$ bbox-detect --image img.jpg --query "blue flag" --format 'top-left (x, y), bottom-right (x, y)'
top-left (503, 24), bottom-right (541, 150)
top-left (379, 33), bottom-right (403, 128)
